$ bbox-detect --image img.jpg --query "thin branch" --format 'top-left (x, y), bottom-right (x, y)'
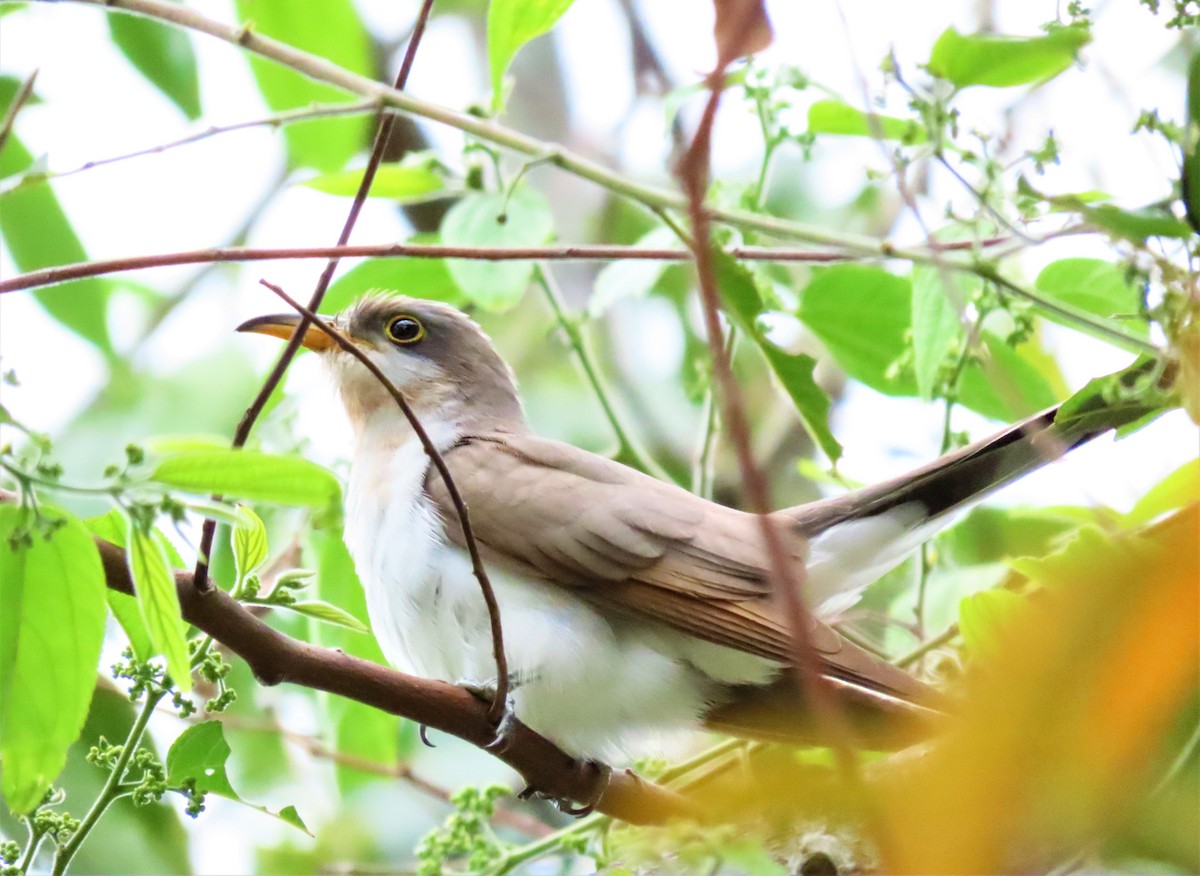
top-left (0, 98), bottom-right (383, 193)
top-left (42, 0), bottom-right (999, 263)
top-left (51, 690), bottom-right (165, 875)
top-left (198, 712), bottom-right (553, 838)
top-left (0, 69), bottom-right (37, 157)
top-left (894, 623), bottom-right (960, 669)
top-left (0, 242), bottom-right (860, 296)
top-left (190, 0), bottom-right (435, 599)
top-left (675, 14), bottom-right (878, 842)
top-left (534, 264), bottom-right (666, 479)
top-left (40, 0), bottom-right (1166, 357)
top-left (257, 279), bottom-right (509, 725)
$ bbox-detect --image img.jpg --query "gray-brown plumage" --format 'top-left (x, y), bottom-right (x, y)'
top-left (237, 292), bottom-right (1143, 755)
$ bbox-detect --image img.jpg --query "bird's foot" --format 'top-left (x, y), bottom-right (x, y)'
top-left (456, 678), bottom-right (519, 754)
top-left (554, 759), bottom-right (612, 818)
top-left (515, 758), bottom-right (611, 817)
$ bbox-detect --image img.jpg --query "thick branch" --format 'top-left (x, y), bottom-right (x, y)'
top-left (87, 531), bottom-right (698, 825)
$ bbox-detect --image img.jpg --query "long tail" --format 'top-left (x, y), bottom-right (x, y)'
top-left (782, 382), bottom-right (1170, 614)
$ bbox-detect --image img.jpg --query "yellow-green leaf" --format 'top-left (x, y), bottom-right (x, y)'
top-left (927, 26), bottom-right (1091, 89)
top-left (0, 507), bottom-right (107, 813)
top-left (150, 449), bottom-right (341, 510)
top-left (127, 523), bottom-right (191, 691)
top-left (487, 0), bottom-right (576, 112)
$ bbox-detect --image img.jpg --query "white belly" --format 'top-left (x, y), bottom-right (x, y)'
top-left (343, 432), bottom-right (775, 756)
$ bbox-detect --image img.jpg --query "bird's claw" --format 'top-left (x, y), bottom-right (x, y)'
top-left (456, 678), bottom-right (519, 753)
top-left (554, 759), bottom-right (612, 818)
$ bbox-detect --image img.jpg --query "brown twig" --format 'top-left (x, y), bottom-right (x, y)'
top-left (0, 69), bottom-right (38, 158)
top-left (189, 0), bottom-right (436, 597)
top-left (0, 98), bottom-right (384, 190)
top-left (0, 238), bottom-right (1011, 296)
top-left (196, 712), bottom-right (554, 838)
top-left (674, 3), bottom-right (871, 819)
top-left (257, 279), bottom-right (510, 724)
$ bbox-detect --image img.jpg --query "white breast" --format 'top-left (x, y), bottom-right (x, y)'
top-left (341, 425), bottom-right (778, 757)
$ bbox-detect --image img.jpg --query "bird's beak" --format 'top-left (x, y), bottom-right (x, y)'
top-left (236, 313), bottom-right (337, 352)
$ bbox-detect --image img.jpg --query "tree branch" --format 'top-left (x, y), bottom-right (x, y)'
top-left (74, 522), bottom-right (701, 826)
top-left (38, 0), bottom-right (988, 262)
top-left (0, 98), bottom-right (384, 193)
top-left (0, 242), bottom-right (862, 296)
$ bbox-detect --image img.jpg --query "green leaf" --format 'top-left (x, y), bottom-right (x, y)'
top-left (0, 133), bottom-right (115, 357)
top-left (1183, 51), bottom-right (1200, 234)
top-left (1126, 459), bottom-right (1200, 526)
top-left (715, 252), bottom-right (842, 463)
top-left (84, 510), bottom-right (157, 659)
top-left (1035, 258), bottom-right (1148, 338)
top-left (927, 26), bottom-right (1091, 89)
top-left (233, 0), bottom-right (371, 172)
top-left (487, 0), bottom-right (576, 112)
top-left (127, 522), bottom-right (191, 691)
top-left (301, 163), bottom-right (450, 203)
top-left (941, 505), bottom-right (1090, 566)
top-left (166, 721), bottom-right (310, 833)
top-left (911, 265), bottom-right (970, 400)
top-left (323, 238), bottom-right (466, 315)
top-left (798, 264), bottom-right (916, 396)
top-left (807, 99), bottom-right (926, 143)
top-left (956, 330), bottom-right (1062, 421)
top-left (440, 188), bottom-right (555, 310)
top-left (1056, 357), bottom-right (1174, 438)
top-left (107, 590), bottom-right (155, 663)
top-left (1080, 204), bottom-right (1192, 242)
top-left (232, 506), bottom-right (269, 583)
top-left (0, 507), bottom-right (107, 813)
top-left (150, 449), bottom-right (342, 510)
top-left (107, 9), bottom-right (201, 119)
top-left (589, 226), bottom-right (679, 318)
top-left (958, 588), bottom-right (1025, 659)
top-left (272, 600), bottom-right (369, 634)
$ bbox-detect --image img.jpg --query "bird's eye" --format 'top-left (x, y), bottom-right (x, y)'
top-left (385, 315), bottom-right (425, 345)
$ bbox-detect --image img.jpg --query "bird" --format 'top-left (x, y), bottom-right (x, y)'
top-left (237, 292), bottom-right (1147, 759)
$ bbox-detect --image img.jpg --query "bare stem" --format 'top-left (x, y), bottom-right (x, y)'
top-left (0, 243), bottom-right (879, 296)
top-left (51, 691), bottom-right (164, 876)
top-left (189, 0), bottom-right (438, 596)
top-left (0, 98), bottom-right (383, 193)
top-left (534, 265), bottom-right (665, 479)
top-left (0, 69), bottom-right (37, 157)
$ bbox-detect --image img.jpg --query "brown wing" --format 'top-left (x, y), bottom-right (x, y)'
top-left (425, 432), bottom-right (926, 702)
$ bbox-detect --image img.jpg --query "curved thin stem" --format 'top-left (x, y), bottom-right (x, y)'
top-left (534, 265), bottom-right (666, 479)
top-left (189, 0), bottom-right (438, 595)
top-left (256, 280), bottom-right (510, 725)
top-left (51, 692), bottom-right (164, 876)
top-left (0, 98), bottom-right (383, 194)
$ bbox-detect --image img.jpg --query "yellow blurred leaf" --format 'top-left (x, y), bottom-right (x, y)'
top-left (880, 505), bottom-right (1200, 874)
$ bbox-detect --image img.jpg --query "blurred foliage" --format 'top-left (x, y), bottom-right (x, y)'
top-left (0, 0), bottom-right (1197, 874)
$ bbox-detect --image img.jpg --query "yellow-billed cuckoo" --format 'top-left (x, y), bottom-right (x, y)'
top-left (238, 293), bottom-right (1129, 756)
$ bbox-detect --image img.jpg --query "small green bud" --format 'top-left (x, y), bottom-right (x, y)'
top-left (274, 568), bottom-right (315, 590)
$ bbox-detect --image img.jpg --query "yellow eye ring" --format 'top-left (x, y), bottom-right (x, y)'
top-left (385, 315), bottom-right (425, 345)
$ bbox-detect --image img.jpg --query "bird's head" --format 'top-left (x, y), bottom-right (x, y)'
top-left (237, 292), bottom-right (525, 439)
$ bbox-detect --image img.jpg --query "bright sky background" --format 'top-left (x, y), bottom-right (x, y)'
top-left (1, 1), bottom-right (1197, 869)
